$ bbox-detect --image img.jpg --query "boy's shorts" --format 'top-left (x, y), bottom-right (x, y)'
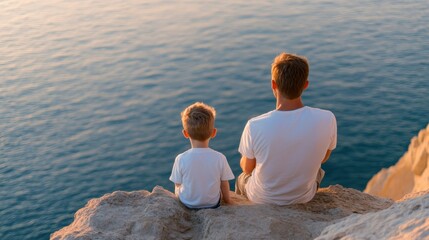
top-left (182, 198), bottom-right (221, 210)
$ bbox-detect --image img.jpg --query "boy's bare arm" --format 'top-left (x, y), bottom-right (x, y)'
top-left (220, 180), bottom-right (231, 204)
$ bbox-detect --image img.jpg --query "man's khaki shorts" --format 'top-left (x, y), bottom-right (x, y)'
top-left (235, 168), bottom-right (325, 198)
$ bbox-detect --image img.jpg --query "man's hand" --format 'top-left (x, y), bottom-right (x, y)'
top-left (240, 156), bottom-right (256, 174)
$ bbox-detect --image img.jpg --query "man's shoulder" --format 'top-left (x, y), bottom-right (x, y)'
top-left (306, 107), bottom-right (335, 119)
top-left (247, 110), bottom-right (276, 124)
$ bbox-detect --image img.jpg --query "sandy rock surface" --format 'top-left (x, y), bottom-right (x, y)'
top-left (51, 185), bottom-right (392, 240)
top-left (365, 124), bottom-right (429, 200)
top-left (316, 190), bottom-right (429, 240)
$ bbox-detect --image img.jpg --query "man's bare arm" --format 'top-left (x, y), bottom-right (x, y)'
top-left (173, 183), bottom-right (181, 196)
top-left (240, 156), bottom-right (256, 174)
top-left (220, 180), bottom-right (231, 204)
top-left (322, 150), bottom-right (332, 164)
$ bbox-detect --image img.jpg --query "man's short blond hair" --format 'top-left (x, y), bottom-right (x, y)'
top-left (181, 102), bottom-right (216, 141)
top-left (271, 52), bottom-right (309, 99)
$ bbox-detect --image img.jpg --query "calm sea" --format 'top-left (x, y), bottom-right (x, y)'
top-left (1, 0), bottom-right (428, 239)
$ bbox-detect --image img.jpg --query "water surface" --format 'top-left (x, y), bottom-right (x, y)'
top-left (1, 0), bottom-right (428, 239)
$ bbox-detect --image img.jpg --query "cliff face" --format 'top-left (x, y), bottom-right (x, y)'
top-left (365, 124), bottom-right (429, 200)
top-left (51, 185), bottom-right (393, 240)
top-left (51, 124), bottom-right (429, 239)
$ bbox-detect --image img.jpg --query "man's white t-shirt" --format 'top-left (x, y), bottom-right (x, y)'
top-left (169, 148), bottom-right (235, 208)
top-left (239, 106), bottom-right (337, 205)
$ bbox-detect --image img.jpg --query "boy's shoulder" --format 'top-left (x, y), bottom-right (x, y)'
top-left (198, 148), bottom-right (227, 159)
top-left (178, 148), bottom-right (226, 158)
top-left (207, 148), bottom-right (227, 158)
top-left (175, 149), bottom-right (227, 171)
top-left (176, 149), bottom-right (192, 159)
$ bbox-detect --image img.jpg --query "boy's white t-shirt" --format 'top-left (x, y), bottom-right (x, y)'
top-left (169, 148), bottom-right (235, 208)
top-left (239, 106), bottom-right (337, 205)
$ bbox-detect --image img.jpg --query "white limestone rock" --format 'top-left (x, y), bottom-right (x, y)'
top-left (51, 185), bottom-right (392, 240)
top-left (316, 190), bottom-right (429, 240)
top-left (365, 124), bottom-right (429, 200)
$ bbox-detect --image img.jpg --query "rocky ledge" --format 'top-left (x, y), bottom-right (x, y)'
top-left (52, 185), bottom-right (399, 240)
top-left (52, 124), bottom-right (429, 239)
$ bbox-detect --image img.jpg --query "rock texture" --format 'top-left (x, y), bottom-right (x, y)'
top-left (52, 125), bottom-right (429, 239)
top-left (51, 185), bottom-right (392, 240)
top-left (365, 124), bottom-right (429, 200)
top-left (316, 189), bottom-right (429, 240)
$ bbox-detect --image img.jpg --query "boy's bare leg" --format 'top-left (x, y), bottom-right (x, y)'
top-left (316, 168), bottom-right (325, 189)
top-left (235, 173), bottom-right (251, 197)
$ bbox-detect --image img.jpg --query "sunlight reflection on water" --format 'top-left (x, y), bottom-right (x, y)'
top-left (1, 0), bottom-right (428, 239)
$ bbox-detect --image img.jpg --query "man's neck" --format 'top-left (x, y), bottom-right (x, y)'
top-left (189, 139), bottom-right (210, 148)
top-left (276, 96), bottom-right (305, 111)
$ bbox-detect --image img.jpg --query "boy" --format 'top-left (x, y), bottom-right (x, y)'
top-left (170, 102), bottom-right (234, 209)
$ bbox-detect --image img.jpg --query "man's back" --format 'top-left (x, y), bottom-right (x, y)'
top-left (239, 106), bottom-right (337, 205)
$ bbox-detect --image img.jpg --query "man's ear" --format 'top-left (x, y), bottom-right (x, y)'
top-left (303, 80), bottom-right (309, 90)
top-left (211, 128), bottom-right (217, 138)
top-left (271, 80), bottom-right (278, 98)
top-left (271, 80), bottom-right (277, 90)
top-left (182, 129), bottom-right (189, 138)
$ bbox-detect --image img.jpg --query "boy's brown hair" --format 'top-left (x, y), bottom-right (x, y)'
top-left (181, 102), bottom-right (216, 141)
top-left (271, 52), bottom-right (309, 99)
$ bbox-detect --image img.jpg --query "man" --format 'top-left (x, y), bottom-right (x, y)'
top-left (235, 52), bottom-right (337, 205)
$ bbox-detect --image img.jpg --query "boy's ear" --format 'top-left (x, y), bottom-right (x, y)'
top-left (211, 128), bottom-right (217, 138)
top-left (182, 129), bottom-right (189, 138)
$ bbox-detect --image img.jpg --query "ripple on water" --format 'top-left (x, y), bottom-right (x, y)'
top-left (1, 0), bottom-right (429, 239)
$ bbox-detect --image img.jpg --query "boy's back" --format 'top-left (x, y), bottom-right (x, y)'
top-left (170, 148), bottom-right (234, 208)
top-left (170, 102), bottom-right (234, 209)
